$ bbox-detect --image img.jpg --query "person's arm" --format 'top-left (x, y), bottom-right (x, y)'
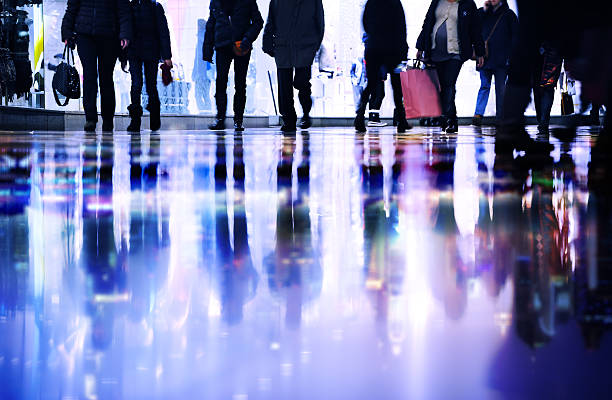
top-left (156, 4), bottom-right (172, 63)
top-left (242, 0), bottom-right (264, 50)
top-left (315, 0), bottom-right (325, 45)
top-left (203, 5), bottom-right (216, 62)
top-left (416, 0), bottom-right (436, 52)
top-left (262, 0), bottom-right (276, 56)
top-left (469, 2), bottom-right (485, 66)
top-left (398, 2), bottom-right (408, 61)
top-left (116, 0), bottom-right (133, 47)
top-left (61, 0), bottom-right (80, 43)
top-left (508, 10), bottom-right (519, 58)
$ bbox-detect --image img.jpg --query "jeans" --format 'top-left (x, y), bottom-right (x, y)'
top-left (356, 51), bottom-right (405, 120)
top-left (129, 59), bottom-right (159, 114)
top-left (215, 46), bottom-right (251, 120)
top-left (434, 59), bottom-right (464, 122)
top-left (277, 66), bottom-right (313, 123)
top-left (76, 34), bottom-right (119, 123)
top-left (534, 86), bottom-right (555, 129)
top-left (475, 69), bottom-right (507, 119)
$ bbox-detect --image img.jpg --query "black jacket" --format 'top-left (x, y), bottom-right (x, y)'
top-left (362, 0), bottom-right (408, 61)
top-left (263, 0), bottom-right (325, 69)
top-left (416, 0), bottom-right (484, 62)
top-left (128, 0), bottom-right (172, 61)
top-left (478, 2), bottom-right (517, 70)
top-left (61, 0), bottom-right (133, 42)
top-left (203, 0), bottom-right (264, 60)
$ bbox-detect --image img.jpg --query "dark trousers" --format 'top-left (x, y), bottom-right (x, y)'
top-left (434, 59), bottom-right (464, 122)
top-left (76, 34), bottom-right (118, 123)
top-left (129, 59), bottom-right (159, 114)
top-left (369, 80), bottom-right (386, 110)
top-left (215, 46), bottom-right (250, 120)
top-left (277, 66), bottom-right (313, 123)
top-left (357, 51), bottom-right (405, 119)
top-left (532, 59), bottom-right (556, 129)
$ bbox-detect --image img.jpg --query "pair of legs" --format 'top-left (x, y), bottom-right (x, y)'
top-left (532, 58), bottom-right (557, 133)
top-left (434, 59), bottom-right (464, 130)
top-left (277, 66), bottom-right (313, 129)
top-left (76, 34), bottom-right (118, 130)
top-left (128, 59), bottom-right (160, 131)
top-left (214, 46), bottom-right (250, 124)
top-left (474, 68), bottom-right (508, 122)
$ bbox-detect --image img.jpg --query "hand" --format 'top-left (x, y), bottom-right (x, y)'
top-left (477, 56), bottom-right (485, 68)
top-left (240, 38), bottom-right (252, 51)
top-left (416, 50), bottom-right (424, 61)
top-left (164, 59), bottom-right (173, 68)
top-left (121, 39), bottom-right (129, 50)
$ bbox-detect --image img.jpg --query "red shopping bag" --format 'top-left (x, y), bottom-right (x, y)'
top-left (400, 68), bottom-right (442, 119)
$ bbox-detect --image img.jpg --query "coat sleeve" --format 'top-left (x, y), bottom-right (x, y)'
top-left (262, 0), bottom-right (275, 56)
top-left (156, 4), bottom-right (172, 60)
top-left (508, 10), bottom-right (519, 56)
top-left (244, 0), bottom-right (264, 44)
top-left (61, 0), bottom-right (80, 42)
top-left (416, 0), bottom-right (437, 51)
top-left (469, 3), bottom-right (485, 57)
top-left (203, 4), bottom-right (216, 60)
top-left (398, 3), bottom-right (408, 60)
top-left (316, 0), bottom-right (325, 45)
top-left (116, 0), bottom-right (133, 41)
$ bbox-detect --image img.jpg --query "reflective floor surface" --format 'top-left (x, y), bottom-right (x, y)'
top-left (1, 126), bottom-right (612, 399)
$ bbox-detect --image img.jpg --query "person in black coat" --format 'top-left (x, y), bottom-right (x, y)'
top-left (416, 0), bottom-right (485, 133)
top-left (203, 0), bottom-right (264, 132)
top-left (472, 0), bottom-right (517, 126)
top-left (61, 0), bottom-right (133, 132)
top-left (263, 0), bottom-right (324, 132)
top-left (353, 0), bottom-right (410, 134)
top-left (124, 0), bottom-right (172, 133)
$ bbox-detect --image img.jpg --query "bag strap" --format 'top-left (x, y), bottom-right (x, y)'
top-left (53, 87), bottom-right (70, 107)
top-left (485, 10), bottom-right (508, 43)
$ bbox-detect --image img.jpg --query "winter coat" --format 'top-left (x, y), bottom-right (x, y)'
top-left (362, 0), bottom-right (408, 62)
top-left (262, 0), bottom-right (325, 69)
top-left (203, 0), bottom-right (264, 61)
top-left (477, 2), bottom-right (517, 70)
top-left (416, 0), bottom-right (484, 62)
top-left (61, 0), bottom-right (133, 42)
top-left (128, 0), bottom-right (172, 61)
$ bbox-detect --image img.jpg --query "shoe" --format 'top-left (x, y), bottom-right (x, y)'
top-left (439, 116), bottom-right (449, 132)
top-left (368, 111), bottom-right (387, 127)
top-left (472, 115), bottom-right (483, 126)
top-left (127, 117), bottom-right (141, 132)
top-left (299, 115), bottom-right (312, 129)
top-left (537, 124), bottom-right (550, 135)
top-left (354, 115), bottom-right (367, 133)
top-left (84, 121), bottom-right (96, 132)
top-left (102, 121), bottom-right (113, 132)
top-left (280, 123), bottom-right (297, 132)
top-left (234, 119), bottom-right (245, 132)
top-left (397, 118), bottom-right (412, 133)
top-left (209, 118), bottom-right (226, 130)
top-left (446, 120), bottom-right (458, 133)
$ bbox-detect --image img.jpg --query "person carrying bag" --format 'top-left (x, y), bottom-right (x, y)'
top-left (52, 44), bottom-right (81, 106)
top-left (400, 60), bottom-right (442, 120)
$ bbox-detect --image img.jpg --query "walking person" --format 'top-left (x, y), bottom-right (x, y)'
top-left (263, 0), bottom-right (325, 132)
top-left (125, 0), bottom-right (173, 133)
top-left (353, 0), bottom-right (411, 134)
top-left (61, 0), bottom-right (132, 132)
top-left (472, 0), bottom-right (517, 126)
top-left (203, 0), bottom-right (264, 132)
top-left (416, 0), bottom-right (485, 133)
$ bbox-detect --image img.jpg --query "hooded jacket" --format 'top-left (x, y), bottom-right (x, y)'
top-left (203, 0), bottom-right (264, 60)
top-left (362, 0), bottom-right (408, 61)
top-left (478, 2), bottom-right (517, 70)
top-left (61, 0), bottom-right (133, 42)
top-left (262, 0), bottom-right (325, 69)
top-left (128, 0), bottom-right (172, 61)
top-left (416, 0), bottom-right (484, 62)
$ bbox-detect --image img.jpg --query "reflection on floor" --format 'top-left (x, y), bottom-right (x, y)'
top-left (1, 126), bottom-right (612, 399)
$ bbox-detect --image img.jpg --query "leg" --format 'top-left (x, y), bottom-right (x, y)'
top-left (539, 86), bottom-right (555, 131)
top-left (214, 47), bottom-right (233, 120)
top-left (436, 60), bottom-right (463, 127)
top-left (127, 59), bottom-right (144, 132)
top-left (144, 61), bottom-right (161, 131)
top-left (293, 66), bottom-right (313, 117)
top-left (389, 71), bottom-right (409, 132)
top-left (475, 70), bottom-right (493, 117)
top-left (97, 37), bottom-right (118, 129)
top-left (76, 35), bottom-right (99, 123)
top-left (357, 53), bottom-right (383, 117)
top-left (277, 67), bottom-right (297, 128)
top-left (493, 69), bottom-right (508, 122)
top-left (232, 52), bottom-right (251, 122)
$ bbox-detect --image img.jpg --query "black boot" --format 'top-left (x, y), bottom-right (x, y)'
top-left (102, 118), bottom-right (114, 132)
top-left (84, 121), bottom-right (96, 132)
top-left (397, 117), bottom-right (412, 133)
top-left (280, 117), bottom-right (296, 132)
top-left (127, 105), bottom-right (142, 133)
top-left (300, 115), bottom-right (312, 129)
top-left (209, 118), bottom-right (226, 130)
top-left (446, 119), bottom-right (458, 134)
top-left (147, 101), bottom-right (161, 131)
top-left (234, 117), bottom-right (245, 132)
top-left (354, 115), bottom-right (367, 133)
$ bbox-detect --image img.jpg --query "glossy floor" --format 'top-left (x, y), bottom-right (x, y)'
top-left (1, 126), bottom-right (611, 400)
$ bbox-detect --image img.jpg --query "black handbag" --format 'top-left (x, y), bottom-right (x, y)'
top-left (52, 45), bottom-right (80, 106)
top-left (560, 73), bottom-right (574, 116)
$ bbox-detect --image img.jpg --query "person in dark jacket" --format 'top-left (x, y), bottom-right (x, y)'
top-left (263, 0), bottom-right (324, 132)
top-left (61, 0), bottom-right (132, 132)
top-left (353, 0), bottom-right (410, 133)
top-left (203, 0), bottom-right (264, 132)
top-left (125, 0), bottom-right (172, 133)
top-left (472, 0), bottom-right (517, 126)
top-left (417, 0), bottom-right (485, 133)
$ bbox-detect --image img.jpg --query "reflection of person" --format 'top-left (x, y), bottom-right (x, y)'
top-left (417, 0), bottom-right (485, 133)
top-left (263, 0), bottom-right (325, 132)
top-left (61, 0), bottom-right (132, 132)
top-left (125, 0), bottom-right (173, 133)
top-left (193, 19), bottom-right (214, 113)
top-left (204, 0), bottom-right (264, 132)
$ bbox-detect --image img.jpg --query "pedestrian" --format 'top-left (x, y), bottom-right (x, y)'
top-left (472, 0), bottom-right (517, 126)
top-left (61, 0), bottom-right (132, 132)
top-left (125, 0), bottom-right (172, 133)
top-left (353, 0), bottom-right (411, 134)
top-left (532, 41), bottom-right (562, 134)
top-left (263, 0), bottom-right (325, 132)
top-left (417, 0), bottom-right (485, 133)
top-left (203, 0), bottom-right (264, 132)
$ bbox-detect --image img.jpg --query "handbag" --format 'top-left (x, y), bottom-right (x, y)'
top-left (52, 44), bottom-right (81, 106)
top-left (560, 74), bottom-right (574, 116)
top-left (400, 60), bottom-right (442, 120)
